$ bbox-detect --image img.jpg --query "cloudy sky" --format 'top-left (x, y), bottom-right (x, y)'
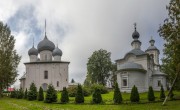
top-left (0, 0), bottom-right (169, 87)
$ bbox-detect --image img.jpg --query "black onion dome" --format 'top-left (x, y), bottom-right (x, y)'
top-left (132, 30), bottom-right (140, 39)
top-left (28, 46), bottom-right (38, 56)
top-left (37, 36), bottom-right (55, 52)
top-left (52, 46), bottom-right (63, 56)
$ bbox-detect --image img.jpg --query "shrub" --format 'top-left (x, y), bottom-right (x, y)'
top-left (61, 87), bottom-right (69, 103)
top-left (92, 88), bottom-right (102, 104)
top-left (17, 88), bottom-right (24, 99)
top-left (10, 89), bottom-right (17, 98)
top-left (45, 84), bottom-right (57, 103)
top-left (160, 85), bottom-right (165, 100)
top-left (67, 86), bottom-right (77, 97)
top-left (130, 85), bottom-right (140, 102)
top-left (24, 88), bottom-right (27, 99)
top-left (148, 86), bottom-right (155, 101)
top-left (91, 84), bottom-right (108, 94)
top-left (75, 84), bottom-right (84, 103)
top-left (83, 87), bottom-right (91, 96)
top-left (27, 83), bottom-right (37, 101)
top-left (38, 86), bottom-right (44, 101)
top-left (113, 82), bottom-right (122, 104)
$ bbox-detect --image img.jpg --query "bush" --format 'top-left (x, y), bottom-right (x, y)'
top-left (83, 87), bottom-right (91, 96)
top-left (92, 88), bottom-right (102, 104)
top-left (38, 86), bottom-right (44, 101)
top-left (67, 86), bottom-right (91, 97)
top-left (27, 83), bottom-right (37, 101)
top-left (113, 82), bottom-right (122, 104)
top-left (75, 84), bottom-right (84, 103)
top-left (160, 85), bottom-right (165, 100)
top-left (148, 86), bottom-right (155, 101)
top-left (61, 87), bottom-right (69, 103)
top-left (24, 88), bottom-right (27, 99)
top-left (45, 84), bottom-right (57, 103)
top-left (67, 86), bottom-right (77, 97)
top-left (10, 89), bottom-right (17, 98)
top-left (130, 85), bottom-right (140, 102)
top-left (17, 88), bottom-right (24, 99)
top-left (91, 84), bottom-right (108, 94)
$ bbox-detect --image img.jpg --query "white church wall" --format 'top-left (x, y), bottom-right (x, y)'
top-left (24, 62), bottom-right (69, 91)
top-left (39, 50), bottom-right (53, 61)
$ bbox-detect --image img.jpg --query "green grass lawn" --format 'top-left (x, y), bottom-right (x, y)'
top-left (0, 91), bottom-right (180, 110)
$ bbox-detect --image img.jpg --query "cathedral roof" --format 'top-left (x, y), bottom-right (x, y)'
top-left (28, 46), bottom-right (38, 56)
top-left (118, 62), bottom-right (146, 72)
top-left (52, 46), bottom-right (63, 56)
top-left (37, 35), bottom-right (55, 52)
top-left (125, 49), bottom-right (147, 56)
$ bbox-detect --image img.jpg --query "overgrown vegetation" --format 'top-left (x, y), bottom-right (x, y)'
top-left (160, 85), bottom-right (166, 100)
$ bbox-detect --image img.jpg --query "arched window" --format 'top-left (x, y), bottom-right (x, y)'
top-left (57, 81), bottom-right (59, 87)
top-left (44, 71), bottom-right (48, 79)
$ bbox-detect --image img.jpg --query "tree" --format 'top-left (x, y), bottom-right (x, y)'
top-left (71, 79), bottom-right (75, 83)
top-left (27, 82), bottom-right (37, 101)
top-left (38, 86), bottom-right (44, 101)
top-left (84, 72), bottom-right (92, 87)
top-left (130, 85), bottom-right (140, 102)
top-left (75, 84), bottom-right (84, 103)
top-left (148, 86), bottom-right (155, 101)
top-left (24, 88), bottom-right (27, 99)
top-left (17, 88), bottom-right (24, 99)
top-left (113, 82), bottom-right (122, 104)
top-left (158, 0), bottom-right (180, 90)
top-left (158, 0), bottom-right (180, 105)
top-left (92, 88), bottom-right (102, 104)
top-left (87, 49), bottom-right (112, 86)
top-left (60, 87), bottom-right (69, 103)
top-left (160, 85), bottom-right (166, 100)
top-left (44, 84), bottom-right (57, 103)
top-left (0, 21), bottom-right (21, 98)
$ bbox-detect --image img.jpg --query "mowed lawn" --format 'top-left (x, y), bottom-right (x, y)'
top-left (0, 91), bottom-right (180, 110)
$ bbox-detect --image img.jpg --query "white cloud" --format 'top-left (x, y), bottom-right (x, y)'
top-left (0, 0), bottom-right (170, 86)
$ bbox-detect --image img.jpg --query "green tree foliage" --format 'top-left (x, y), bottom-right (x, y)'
top-left (148, 86), bottom-right (155, 101)
top-left (0, 21), bottom-right (21, 98)
top-left (27, 83), bottom-right (37, 101)
top-left (75, 84), bottom-right (84, 103)
top-left (92, 88), bottom-right (102, 104)
top-left (61, 87), bottom-right (69, 103)
top-left (17, 88), bottom-right (24, 99)
top-left (38, 86), bottom-right (44, 101)
top-left (158, 0), bottom-right (180, 90)
top-left (160, 85), bottom-right (166, 100)
top-left (87, 49), bottom-right (112, 86)
top-left (84, 73), bottom-right (92, 87)
top-left (45, 84), bottom-right (57, 103)
top-left (24, 88), bottom-right (27, 99)
top-left (113, 82), bottom-right (122, 104)
top-left (130, 85), bottom-right (140, 102)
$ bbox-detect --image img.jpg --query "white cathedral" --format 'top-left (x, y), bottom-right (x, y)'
top-left (20, 25), bottom-right (70, 91)
top-left (116, 25), bottom-right (167, 92)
